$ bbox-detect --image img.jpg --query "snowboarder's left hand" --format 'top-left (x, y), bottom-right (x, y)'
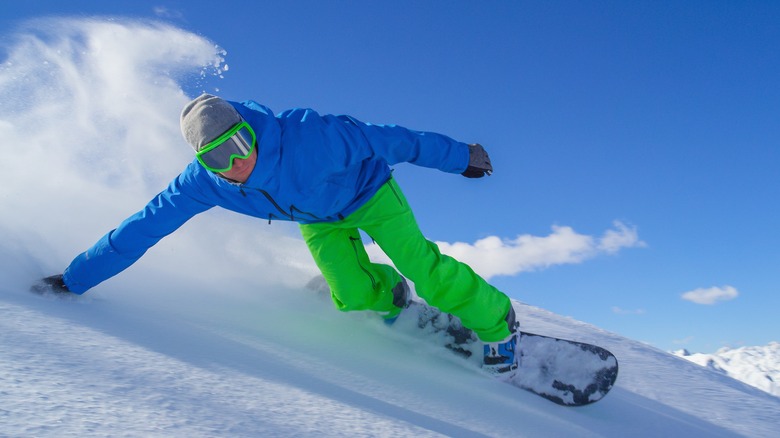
top-left (462, 144), bottom-right (493, 178)
top-left (31, 274), bottom-right (73, 295)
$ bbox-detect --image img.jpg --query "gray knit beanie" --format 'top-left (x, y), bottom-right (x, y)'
top-left (180, 93), bottom-right (242, 151)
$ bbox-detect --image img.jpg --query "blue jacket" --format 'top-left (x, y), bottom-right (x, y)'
top-left (63, 100), bottom-right (470, 293)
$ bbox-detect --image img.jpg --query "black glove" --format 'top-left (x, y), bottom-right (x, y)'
top-left (31, 274), bottom-right (73, 295)
top-left (462, 144), bottom-right (493, 178)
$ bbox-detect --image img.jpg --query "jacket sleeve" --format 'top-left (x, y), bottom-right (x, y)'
top-left (329, 113), bottom-right (471, 174)
top-left (62, 171), bottom-right (213, 294)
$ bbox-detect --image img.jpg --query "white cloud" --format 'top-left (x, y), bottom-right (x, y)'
top-left (367, 221), bottom-right (645, 280)
top-left (599, 221), bottom-right (647, 253)
top-left (681, 286), bottom-right (740, 305)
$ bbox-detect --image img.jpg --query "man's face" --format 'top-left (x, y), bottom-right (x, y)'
top-left (218, 147), bottom-right (257, 183)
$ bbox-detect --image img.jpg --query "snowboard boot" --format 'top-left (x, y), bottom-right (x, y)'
top-left (482, 307), bottom-right (519, 380)
top-left (383, 278), bottom-right (411, 325)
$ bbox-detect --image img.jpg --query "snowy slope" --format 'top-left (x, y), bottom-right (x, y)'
top-left (2, 274), bottom-right (778, 437)
top-left (674, 344), bottom-right (780, 398)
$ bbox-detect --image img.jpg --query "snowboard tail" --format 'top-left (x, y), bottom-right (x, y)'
top-left (410, 301), bottom-right (619, 406)
top-left (515, 332), bottom-right (618, 406)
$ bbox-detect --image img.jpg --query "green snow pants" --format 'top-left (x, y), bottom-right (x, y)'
top-left (299, 178), bottom-right (513, 342)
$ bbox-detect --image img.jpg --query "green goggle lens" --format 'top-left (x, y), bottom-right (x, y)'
top-left (195, 121), bottom-right (256, 173)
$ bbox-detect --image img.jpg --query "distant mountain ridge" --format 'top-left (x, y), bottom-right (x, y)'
top-left (674, 342), bottom-right (780, 398)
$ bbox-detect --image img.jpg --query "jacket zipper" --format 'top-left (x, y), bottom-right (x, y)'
top-left (255, 188), bottom-right (293, 220)
top-left (241, 186), bottom-right (324, 222)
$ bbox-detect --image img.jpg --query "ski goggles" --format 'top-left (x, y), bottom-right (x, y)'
top-left (195, 121), bottom-right (256, 173)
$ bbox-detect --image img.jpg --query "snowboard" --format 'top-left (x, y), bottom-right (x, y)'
top-left (403, 301), bottom-right (619, 406)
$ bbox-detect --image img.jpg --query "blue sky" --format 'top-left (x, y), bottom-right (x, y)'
top-left (1, 1), bottom-right (778, 353)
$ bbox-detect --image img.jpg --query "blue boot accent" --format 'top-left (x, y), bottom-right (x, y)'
top-left (483, 332), bottom-right (519, 380)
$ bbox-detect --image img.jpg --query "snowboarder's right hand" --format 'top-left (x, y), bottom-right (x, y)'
top-left (31, 274), bottom-right (73, 295)
top-left (462, 144), bottom-right (493, 178)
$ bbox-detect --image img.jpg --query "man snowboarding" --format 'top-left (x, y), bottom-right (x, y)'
top-left (36, 94), bottom-right (518, 379)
